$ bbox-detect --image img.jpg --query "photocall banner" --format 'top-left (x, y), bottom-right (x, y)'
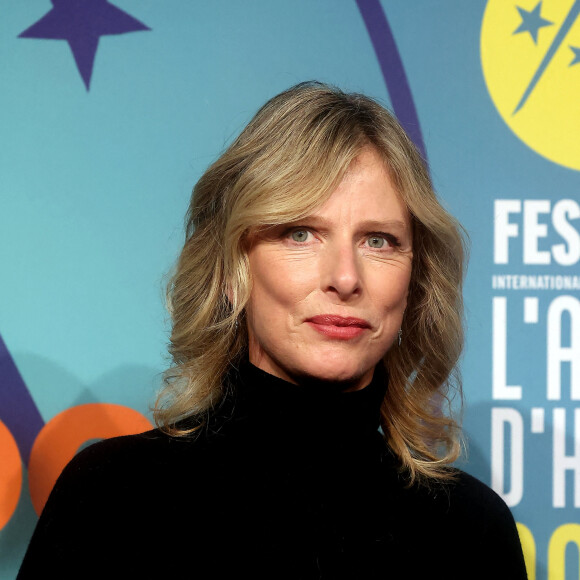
top-left (1, 2), bottom-right (578, 578)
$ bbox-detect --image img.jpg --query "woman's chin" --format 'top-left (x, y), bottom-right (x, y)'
top-left (251, 344), bottom-right (380, 390)
top-left (293, 360), bottom-right (374, 391)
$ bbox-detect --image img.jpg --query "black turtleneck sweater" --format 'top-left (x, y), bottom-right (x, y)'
top-left (18, 362), bottom-right (527, 579)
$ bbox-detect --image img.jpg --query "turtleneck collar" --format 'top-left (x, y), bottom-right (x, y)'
top-left (211, 358), bottom-right (388, 446)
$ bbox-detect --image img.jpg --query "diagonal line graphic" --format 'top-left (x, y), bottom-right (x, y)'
top-left (0, 333), bottom-right (45, 465)
top-left (514, 0), bottom-right (580, 114)
top-left (355, 0), bottom-right (428, 163)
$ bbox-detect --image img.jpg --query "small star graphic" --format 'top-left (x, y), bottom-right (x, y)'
top-left (19, 0), bottom-right (150, 90)
top-left (570, 45), bottom-right (580, 66)
top-left (514, 1), bottom-right (553, 44)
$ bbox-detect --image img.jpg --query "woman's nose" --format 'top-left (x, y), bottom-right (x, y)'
top-left (321, 242), bottom-right (361, 300)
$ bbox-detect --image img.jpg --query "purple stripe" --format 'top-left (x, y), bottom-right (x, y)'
top-left (0, 332), bottom-right (45, 465)
top-left (356, 0), bottom-right (428, 162)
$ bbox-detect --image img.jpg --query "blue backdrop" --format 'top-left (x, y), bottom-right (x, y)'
top-left (1, 2), bottom-right (579, 578)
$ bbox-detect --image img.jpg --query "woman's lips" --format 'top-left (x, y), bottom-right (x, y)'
top-left (305, 315), bottom-right (371, 340)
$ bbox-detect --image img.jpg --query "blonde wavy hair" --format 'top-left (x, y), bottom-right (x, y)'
top-left (155, 81), bottom-right (466, 483)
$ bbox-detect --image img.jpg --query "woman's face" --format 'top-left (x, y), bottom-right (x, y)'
top-left (245, 147), bottom-right (413, 390)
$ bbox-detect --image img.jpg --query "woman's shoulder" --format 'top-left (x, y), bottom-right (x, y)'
top-left (34, 428), bottom-right (211, 535)
top-left (390, 465), bottom-right (517, 536)
top-left (18, 428), bottom-right (216, 578)
top-left (424, 468), bottom-right (526, 575)
top-left (386, 467), bottom-right (527, 579)
top-left (44, 425), bottom-right (220, 511)
top-left (409, 467), bottom-right (518, 532)
top-left (59, 426), bottom-right (208, 483)
top-left (445, 468), bottom-right (515, 518)
top-left (70, 427), bottom-right (183, 464)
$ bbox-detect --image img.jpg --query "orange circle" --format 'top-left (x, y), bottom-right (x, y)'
top-left (28, 403), bottom-right (152, 515)
top-left (0, 420), bottom-right (22, 530)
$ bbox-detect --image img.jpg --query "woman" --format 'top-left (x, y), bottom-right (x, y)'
top-left (19, 82), bottom-right (527, 579)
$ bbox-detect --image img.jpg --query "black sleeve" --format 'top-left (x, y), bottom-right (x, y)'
top-left (17, 436), bottom-right (147, 579)
top-left (451, 472), bottom-right (528, 580)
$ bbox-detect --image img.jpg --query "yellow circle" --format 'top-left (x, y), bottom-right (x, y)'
top-left (481, 0), bottom-right (580, 171)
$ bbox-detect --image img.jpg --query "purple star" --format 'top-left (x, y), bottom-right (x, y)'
top-left (19, 0), bottom-right (150, 90)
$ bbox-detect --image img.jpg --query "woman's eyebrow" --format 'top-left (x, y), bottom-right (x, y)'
top-left (356, 219), bottom-right (409, 231)
top-left (293, 216), bottom-right (409, 231)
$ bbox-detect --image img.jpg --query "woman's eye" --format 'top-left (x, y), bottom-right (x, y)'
top-left (367, 235), bottom-right (387, 249)
top-left (290, 229), bottom-right (311, 243)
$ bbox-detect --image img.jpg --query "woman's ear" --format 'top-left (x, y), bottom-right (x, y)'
top-left (225, 282), bottom-right (234, 306)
